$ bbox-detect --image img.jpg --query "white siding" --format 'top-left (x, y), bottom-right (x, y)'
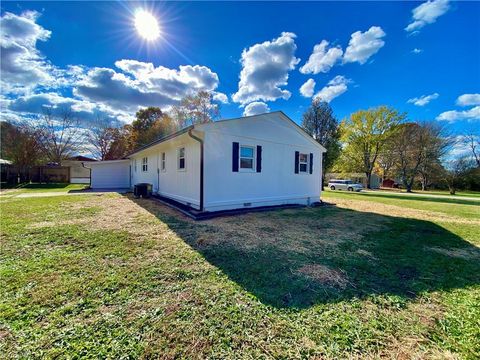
top-left (89, 160), bottom-right (130, 189)
top-left (130, 133), bottom-right (201, 209)
top-left (201, 112), bottom-right (323, 211)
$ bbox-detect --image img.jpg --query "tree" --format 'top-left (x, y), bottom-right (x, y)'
top-left (35, 109), bottom-right (84, 164)
top-left (337, 106), bottom-right (405, 189)
top-left (104, 125), bottom-right (132, 160)
top-left (302, 100), bottom-right (341, 188)
top-left (0, 121), bottom-right (43, 167)
top-left (443, 157), bottom-right (472, 195)
top-left (85, 117), bottom-right (118, 160)
top-left (171, 91), bottom-right (220, 128)
top-left (392, 122), bottom-right (451, 192)
top-left (131, 107), bottom-right (176, 149)
top-left (464, 132), bottom-right (480, 167)
top-left (375, 136), bottom-right (397, 182)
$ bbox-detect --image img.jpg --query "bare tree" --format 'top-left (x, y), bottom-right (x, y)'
top-left (464, 132), bottom-right (480, 167)
top-left (171, 91), bottom-right (220, 128)
top-left (393, 122), bottom-right (451, 192)
top-left (443, 157), bottom-right (472, 195)
top-left (35, 108), bottom-right (84, 164)
top-left (86, 116), bottom-right (117, 160)
top-left (302, 100), bottom-right (341, 189)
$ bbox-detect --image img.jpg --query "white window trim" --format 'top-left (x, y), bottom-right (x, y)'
top-left (177, 147), bottom-right (186, 171)
top-left (299, 153), bottom-right (309, 174)
top-left (161, 152), bottom-right (166, 172)
top-left (239, 145), bottom-right (256, 172)
top-left (142, 157), bottom-right (148, 172)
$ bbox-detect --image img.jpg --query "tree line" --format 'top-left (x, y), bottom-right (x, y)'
top-left (1, 91), bottom-right (220, 168)
top-left (1, 93), bottom-right (479, 193)
top-left (302, 101), bottom-right (480, 194)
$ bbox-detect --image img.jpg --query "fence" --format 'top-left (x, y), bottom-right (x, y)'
top-left (1, 165), bottom-right (70, 184)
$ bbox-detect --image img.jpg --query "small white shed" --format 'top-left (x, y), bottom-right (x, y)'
top-left (86, 159), bottom-right (130, 189)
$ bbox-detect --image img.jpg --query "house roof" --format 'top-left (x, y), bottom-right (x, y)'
top-left (67, 155), bottom-right (97, 162)
top-left (127, 111), bottom-right (326, 157)
top-left (127, 125), bottom-right (193, 157)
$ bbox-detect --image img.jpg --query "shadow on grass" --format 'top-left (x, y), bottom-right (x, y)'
top-left (130, 196), bottom-right (480, 309)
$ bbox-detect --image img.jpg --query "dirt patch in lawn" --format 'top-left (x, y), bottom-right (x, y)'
top-left (198, 208), bottom-right (388, 254)
top-left (296, 264), bottom-right (349, 289)
top-left (29, 194), bottom-right (192, 237)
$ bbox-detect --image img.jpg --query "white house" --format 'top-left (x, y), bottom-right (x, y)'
top-left (86, 111), bottom-right (326, 213)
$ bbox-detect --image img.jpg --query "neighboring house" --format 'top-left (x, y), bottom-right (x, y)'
top-left (86, 112), bottom-right (326, 212)
top-left (326, 172), bottom-right (381, 189)
top-left (62, 156), bottom-right (96, 184)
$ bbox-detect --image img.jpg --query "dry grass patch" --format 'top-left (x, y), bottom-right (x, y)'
top-left (296, 264), bottom-right (349, 289)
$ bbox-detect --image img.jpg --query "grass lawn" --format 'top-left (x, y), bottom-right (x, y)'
top-left (412, 190), bottom-right (480, 198)
top-left (1, 192), bottom-right (479, 358)
top-left (0, 183), bottom-right (87, 195)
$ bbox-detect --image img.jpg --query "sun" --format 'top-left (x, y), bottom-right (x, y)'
top-left (134, 9), bottom-right (160, 41)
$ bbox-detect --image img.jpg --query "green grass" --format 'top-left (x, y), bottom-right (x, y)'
top-left (411, 190), bottom-right (480, 198)
top-left (0, 183), bottom-right (87, 194)
top-left (323, 189), bottom-right (480, 219)
top-left (1, 192), bottom-right (479, 358)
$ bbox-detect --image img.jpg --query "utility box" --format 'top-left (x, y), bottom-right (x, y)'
top-left (134, 183), bottom-right (152, 198)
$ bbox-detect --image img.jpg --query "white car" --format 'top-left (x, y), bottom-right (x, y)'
top-left (328, 179), bottom-right (363, 192)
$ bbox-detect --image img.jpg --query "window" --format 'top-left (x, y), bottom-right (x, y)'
top-left (142, 157), bottom-right (148, 172)
top-left (134, 159), bottom-right (137, 172)
top-left (161, 152), bottom-right (166, 171)
top-left (299, 153), bottom-right (308, 173)
top-left (178, 147), bottom-right (185, 170)
top-left (240, 145), bottom-right (255, 170)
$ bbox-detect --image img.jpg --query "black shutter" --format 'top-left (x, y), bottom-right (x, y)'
top-left (309, 153), bottom-right (313, 174)
top-left (232, 142), bottom-right (239, 172)
top-left (294, 151), bottom-right (299, 174)
top-left (256, 145), bottom-right (262, 173)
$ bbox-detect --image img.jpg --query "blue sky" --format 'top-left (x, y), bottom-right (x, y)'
top-left (1, 1), bottom-right (479, 134)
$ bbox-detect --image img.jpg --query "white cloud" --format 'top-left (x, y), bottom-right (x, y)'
top-left (7, 92), bottom-right (130, 124)
top-left (314, 75), bottom-right (350, 103)
top-left (212, 92), bottom-right (229, 104)
top-left (0, 11), bottom-right (54, 93)
top-left (405, 0), bottom-right (450, 32)
top-left (1, 10), bottom-right (227, 126)
top-left (300, 40), bottom-right (343, 74)
top-left (456, 93), bottom-right (480, 107)
top-left (74, 61), bottom-right (221, 112)
top-left (300, 79), bottom-right (316, 98)
top-left (232, 32), bottom-right (300, 105)
top-left (412, 48), bottom-right (423, 54)
top-left (407, 93), bottom-right (439, 106)
top-left (343, 26), bottom-right (386, 65)
top-left (243, 102), bottom-right (270, 116)
top-left (436, 106), bottom-right (480, 122)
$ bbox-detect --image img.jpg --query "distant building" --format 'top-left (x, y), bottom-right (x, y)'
top-left (61, 156), bottom-right (96, 184)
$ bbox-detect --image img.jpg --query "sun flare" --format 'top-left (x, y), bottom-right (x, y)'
top-left (134, 9), bottom-right (160, 41)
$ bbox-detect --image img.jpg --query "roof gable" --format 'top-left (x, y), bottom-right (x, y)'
top-left (198, 111), bottom-right (327, 152)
